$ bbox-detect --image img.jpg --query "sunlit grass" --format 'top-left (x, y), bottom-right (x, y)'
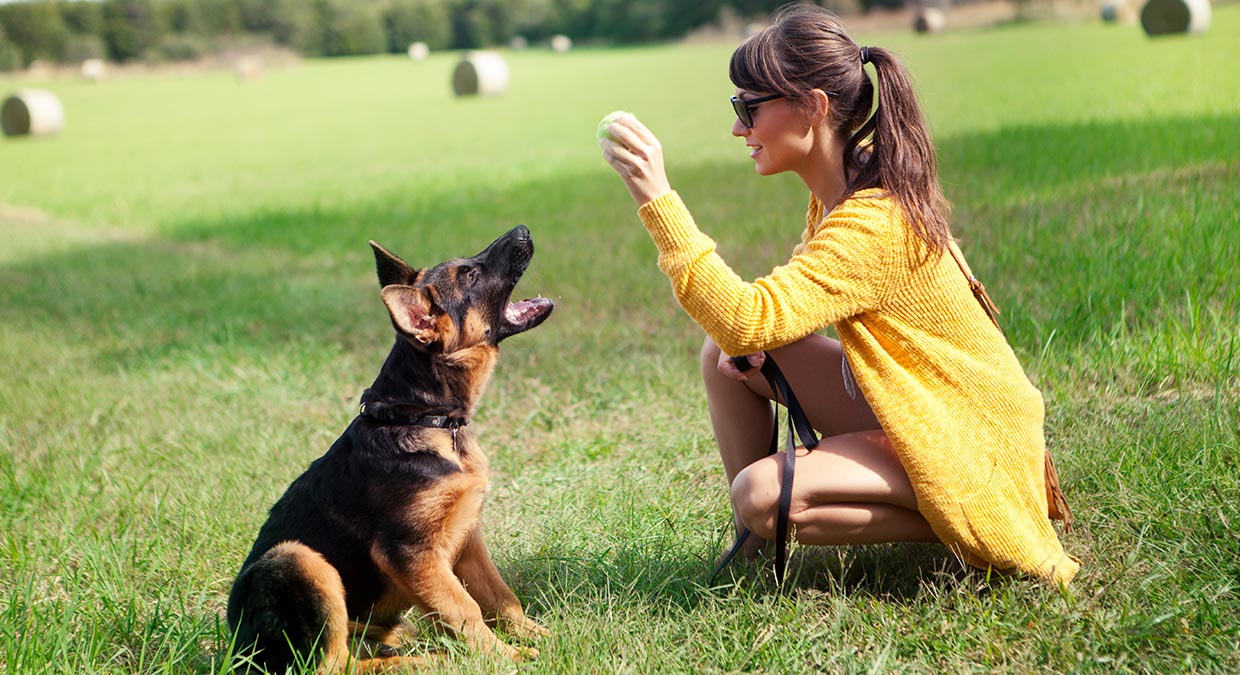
top-left (2, 8), bottom-right (1238, 674)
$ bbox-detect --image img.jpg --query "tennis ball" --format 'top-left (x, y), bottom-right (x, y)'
top-left (596, 110), bottom-right (632, 144)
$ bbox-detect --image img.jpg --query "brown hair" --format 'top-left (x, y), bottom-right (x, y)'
top-left (729, 3), bottom-right (951, 253)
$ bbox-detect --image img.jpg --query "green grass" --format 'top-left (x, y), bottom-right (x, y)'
top-left (3, 9), bottom-right (1239, 674)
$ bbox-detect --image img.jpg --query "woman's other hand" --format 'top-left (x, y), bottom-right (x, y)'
top-left (598, 113), bottom-right (672, 206)
top-left (718, 351), bottom-right (765, 382)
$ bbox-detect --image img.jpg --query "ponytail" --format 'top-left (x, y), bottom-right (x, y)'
top-left (843, 46), bottom-right (952, 254)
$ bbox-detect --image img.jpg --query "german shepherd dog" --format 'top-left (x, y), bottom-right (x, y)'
top-left (227, 226), bottom-right (554, 673)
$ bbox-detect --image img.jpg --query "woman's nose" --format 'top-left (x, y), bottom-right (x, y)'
top-left (731, 117), bottom-right (748, 137)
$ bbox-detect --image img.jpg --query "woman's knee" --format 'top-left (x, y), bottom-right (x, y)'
top-left (730, 459), bottom-right (780, 536)
top-left (700, 337), bottom-right (722, 378)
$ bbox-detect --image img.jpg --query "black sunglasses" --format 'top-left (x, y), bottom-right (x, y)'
top-left (730, 93), bottom-right (783, 128)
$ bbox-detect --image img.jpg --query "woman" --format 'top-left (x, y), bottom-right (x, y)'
top-left (598, 4), bottom-right (1078, 584)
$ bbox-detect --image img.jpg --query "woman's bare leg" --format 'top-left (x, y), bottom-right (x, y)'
top-left (730, 431), bottom-right (938, 545)
top-left (702, 334), bottom-right (888, 557)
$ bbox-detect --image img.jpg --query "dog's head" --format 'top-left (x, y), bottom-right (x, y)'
top-left (370, 226), bottom-right (554, 355)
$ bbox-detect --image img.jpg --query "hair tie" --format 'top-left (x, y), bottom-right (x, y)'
top-left (859, 46), bottom-right (871, 65)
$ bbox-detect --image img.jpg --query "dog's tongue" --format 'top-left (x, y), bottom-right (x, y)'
top-left (504, 297), bottom-right (552, 325)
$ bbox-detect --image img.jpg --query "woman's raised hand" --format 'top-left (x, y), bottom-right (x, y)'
top-left (598, 113), bottom-right (672, 206)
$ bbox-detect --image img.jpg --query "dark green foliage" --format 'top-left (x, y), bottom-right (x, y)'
top-left (152, 30), bottom-right (211, 61)
top-left (306, 0), bottom-right (386, 57)
top-left (0, 0), bottom-right (835, 65)
top-left (663, 0), bottom-right (728, 38)
top-left (237, 0), bottom-right (316, 48)
top-left (729, 0), bottom-right (798, 16)
top-left (449, 0), bottom-right (523, 50)
top-left (189, 0), bottom-right (242, 35)
top-left (59, 0), bottom-right (105, 37)
top-left (62, 32), bottom-right (107, 62)
top-left (0, 0), bottom-right (69, 63)
top-left (162, 0), bottom-right (205, 34)
top-left (0, 33), bottom-right (23, 71)
top-left (102, 0), bottom-right (165, 61)
top-left (592, 0), bottom-right (667, 42)
top-left (382, 0), bottom-right (452, 52)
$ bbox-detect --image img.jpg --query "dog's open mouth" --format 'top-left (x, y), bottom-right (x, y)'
top-left (503, 296), bottom-right (553, 327)
top-left (503, 297), bottom-right (554, 334)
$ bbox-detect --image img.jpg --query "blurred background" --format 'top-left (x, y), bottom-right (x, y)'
top-left (1, 0), bottom-right (1229, 71)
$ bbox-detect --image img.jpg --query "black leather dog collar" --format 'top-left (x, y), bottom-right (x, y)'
top-left (358, 402), bottom-right (468, 429)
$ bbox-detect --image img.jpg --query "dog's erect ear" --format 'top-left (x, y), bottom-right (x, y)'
top-left (381, 285), bottom-right (440, 345)
top-left (370, 240), bottom-right (419, 288)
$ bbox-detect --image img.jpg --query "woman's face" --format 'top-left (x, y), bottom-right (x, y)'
top-left (731, 89), bottom-right (813, 176)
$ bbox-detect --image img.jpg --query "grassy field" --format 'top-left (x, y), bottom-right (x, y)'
top-left (2, 7), bottom-right (1239, 674)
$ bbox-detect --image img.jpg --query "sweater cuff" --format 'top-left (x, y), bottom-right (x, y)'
top-left (637, 191), bottom-right (706, 253)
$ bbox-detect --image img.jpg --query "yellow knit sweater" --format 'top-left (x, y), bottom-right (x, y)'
top-left (638, 189), bottom-right (1080, 585)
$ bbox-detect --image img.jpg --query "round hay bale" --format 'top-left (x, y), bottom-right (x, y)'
top-left (1140, 0), bottom-right (1211, 35)
top-left (452, 51), bottom-right (509, 97)
top-left (550, 34), bottom-right (573, 53)
top-left (510, 35), bottom-right (529, 50)
top-left (914, 7), bottom-right (946, 33)
top-left (81, 58), bottom-right (107, 82)
top-left (2, 89), bottom-right (65, 137)
top-left (407, 42), bottom-right (429, 60)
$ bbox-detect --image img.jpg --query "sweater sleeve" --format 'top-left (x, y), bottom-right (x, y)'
top-left (637, 190), bottom-right (895, 356)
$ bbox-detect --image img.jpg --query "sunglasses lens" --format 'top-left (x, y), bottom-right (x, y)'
top-left (731, 97), bottom-right (752, 128)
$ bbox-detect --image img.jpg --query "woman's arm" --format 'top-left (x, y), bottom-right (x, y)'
top-left (639, 192), bottom-right (895, 356)
top-left (599, 115), bottom-right (895, 356)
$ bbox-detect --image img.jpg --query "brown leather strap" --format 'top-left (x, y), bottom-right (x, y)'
top-left (947, 243), bottom-right (1003, 333)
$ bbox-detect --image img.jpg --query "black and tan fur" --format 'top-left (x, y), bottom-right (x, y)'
top-left (227, 226), bottom-right (554, 673)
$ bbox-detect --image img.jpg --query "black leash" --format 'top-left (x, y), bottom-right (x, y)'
top-left (711, 353), bottom-right (819, 586)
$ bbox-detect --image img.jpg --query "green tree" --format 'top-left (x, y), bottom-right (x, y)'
top-left (383, 0), bottom-right (452, 52)
top-left (510, 0), bottom-right (553, 42)
top-left (62, 33), bottom-right (106, 62)
top-left (0, 0), bottom-right (70, 63)
top-left (307, 0), bottom-right (385, 57)
top-left (233, 0), bottom-right (315, 48)
top-left (102, 0), bottom-right (165, 61)
top-left (663, 0), bottom-right (726, 38)
top-left (190, 0), bottom-right (242, 36)
top-left (450, 1), bottom-right (494, 48)
top-left (543, 0), bottom-right (594, 39)
top-left (152, 31), bottom-right (211, 61)
top-left (449, 0), bottom-right (531, 48)
top-left (59, 0), bottom-right (105, 37)
top-left (0, 24), bottom-right (25, 70)
top-left (728, 0), bottom-right (789, 17)
top-left (592, 0), bottom-right (665, 42)
top-left (163, 0), bottom-right (205, 34)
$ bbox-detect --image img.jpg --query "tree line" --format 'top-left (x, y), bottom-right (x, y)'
top-left (0, 0), bottom-right (900, 72)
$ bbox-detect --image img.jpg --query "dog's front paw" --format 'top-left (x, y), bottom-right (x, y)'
top-left (503, 613), bottom-right (550, 640)
top-left (513, 644), bottom-right (540, 661)
top-left (491, 641), bottom-right (535, 662)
